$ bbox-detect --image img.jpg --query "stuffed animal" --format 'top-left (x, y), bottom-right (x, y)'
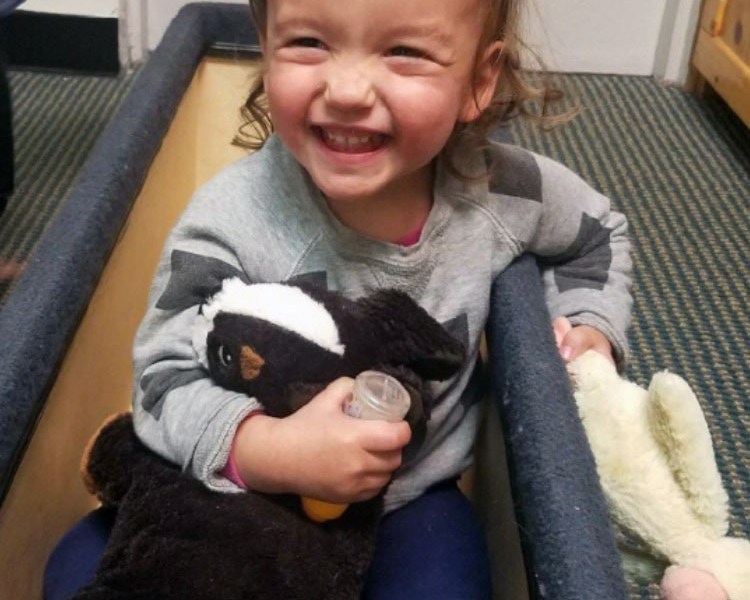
top-left (568, 350), bottom-right (750, 600)
top-left (73, 280), bottom-right (465, 600)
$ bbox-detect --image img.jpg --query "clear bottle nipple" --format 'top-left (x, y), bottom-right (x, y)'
top-left (346, 371), bottom-right (411, 422)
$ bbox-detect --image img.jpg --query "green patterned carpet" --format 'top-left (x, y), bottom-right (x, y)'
top-left (0, 68), bottom-right (138, 302)
top-left (1, 69), bottom-right (748, 597)
top-left (509, 74), bottom-right (750, 599)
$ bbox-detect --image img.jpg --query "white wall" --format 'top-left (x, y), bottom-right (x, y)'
top-left (521, 0), bottom-right (667, 75)
top-left (21, 0), bottom-right (119, 18)
top-left (653, 0), bottom-right (702, 83)
top-left (122, 0), bottom-right (700, 83)
top-left (142, 0), bottom-right (668, 74)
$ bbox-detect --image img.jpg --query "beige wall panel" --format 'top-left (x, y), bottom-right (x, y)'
top-left (0, 57), bottom-right (259, 600)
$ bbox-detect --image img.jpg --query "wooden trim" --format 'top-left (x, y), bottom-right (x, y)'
top-left (692, 28), bottom-right (750, 126)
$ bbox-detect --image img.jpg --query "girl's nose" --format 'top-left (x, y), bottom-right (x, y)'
top-left (323, 62), bottom-right (376, 111)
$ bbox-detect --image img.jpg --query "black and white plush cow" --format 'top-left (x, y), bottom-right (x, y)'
top-left (75, 280), bottom-right (465, 600)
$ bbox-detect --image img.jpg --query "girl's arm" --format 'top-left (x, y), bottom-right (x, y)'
top-left (132, 215), bottom-right (409, 498)
top-left (525, 152), bottom-right (633, 367)
top-left (131, 236), bottom-right (264, 491)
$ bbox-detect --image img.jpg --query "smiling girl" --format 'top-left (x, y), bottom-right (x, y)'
top-left (46, 0), bottom-right (632, 598)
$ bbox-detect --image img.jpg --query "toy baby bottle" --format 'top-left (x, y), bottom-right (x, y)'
top-left (301, 371), bottom-right (411, 523)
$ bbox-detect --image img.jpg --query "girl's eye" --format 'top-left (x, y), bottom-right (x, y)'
top-left (289, 37), bottom-right (326, 50)
top-left (388, 46), bottom-right (429, 60)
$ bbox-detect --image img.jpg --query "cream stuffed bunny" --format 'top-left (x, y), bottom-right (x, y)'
top-left (567, 350), bottom-right (750, 600)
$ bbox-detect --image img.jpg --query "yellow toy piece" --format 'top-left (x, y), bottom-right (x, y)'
top-left (301, 497), bottom-right (349, 523)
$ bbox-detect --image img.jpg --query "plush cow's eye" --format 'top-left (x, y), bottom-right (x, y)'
top-left (217, 344), bottom-right (234, 368)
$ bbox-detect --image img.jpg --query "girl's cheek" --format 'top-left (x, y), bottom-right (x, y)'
top-left (267, 69), bottom-right (317, 104)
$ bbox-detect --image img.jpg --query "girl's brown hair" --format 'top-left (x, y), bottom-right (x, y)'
top-left (234, 0), bottom-right (568, 178)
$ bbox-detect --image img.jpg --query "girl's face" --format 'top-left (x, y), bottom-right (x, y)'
top-left (261, 0), bottom-right (501, 207)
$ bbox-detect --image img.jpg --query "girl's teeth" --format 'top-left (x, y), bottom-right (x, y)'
top-left (320, 129), bottom-right (385, 152)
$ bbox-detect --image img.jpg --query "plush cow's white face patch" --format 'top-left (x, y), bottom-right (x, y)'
top-left (193, 279), bottom-right (346, 367)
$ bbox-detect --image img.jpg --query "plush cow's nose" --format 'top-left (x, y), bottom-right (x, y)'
top-left (239, 345), bottom-right (265, 380)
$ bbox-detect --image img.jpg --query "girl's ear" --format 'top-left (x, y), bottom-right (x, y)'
top-left (459, 41), bottom-right (505, 123)
top-left (258, 34), bottom-right (268, 66)
top-left (260, 36), bottom-right (270, 90)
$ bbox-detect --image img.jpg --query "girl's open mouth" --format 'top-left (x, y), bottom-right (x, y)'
top-left (314, 126), bottom-right (388, 154)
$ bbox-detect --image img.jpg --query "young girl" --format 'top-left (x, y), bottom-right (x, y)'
top-left (45, 0), bottom-right (632, 597)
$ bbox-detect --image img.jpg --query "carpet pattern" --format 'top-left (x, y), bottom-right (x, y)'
top-left (1, 67), bottom-right (748, 598)
top-left (509, 73), bottom-right (750, 599)
top-left (0, 68), bottom-right (138, 303)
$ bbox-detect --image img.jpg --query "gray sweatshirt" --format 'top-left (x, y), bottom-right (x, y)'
top-left (132, 135), bottom-right (632, 512)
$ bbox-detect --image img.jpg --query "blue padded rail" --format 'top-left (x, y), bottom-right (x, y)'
top-left (0, 2), bottom-right (258, 504)
top-left (486, 254), bottom-right (627, 599)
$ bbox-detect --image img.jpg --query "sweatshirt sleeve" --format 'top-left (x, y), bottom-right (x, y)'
top-left (131, 202), bottom-right (264, 493)
top-left (526, 152), bottom-right (633, 365)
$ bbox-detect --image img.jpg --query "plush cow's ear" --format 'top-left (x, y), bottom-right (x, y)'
top-left (356, 290), bottom-right (466, 381)
top-left (408, 347), bottom-right (466, 381)
top-left (156, 250), bottom-right (250, 311)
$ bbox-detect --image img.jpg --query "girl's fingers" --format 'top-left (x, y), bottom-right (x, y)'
top-left (357, 420), bottom-right (411, 452)
top-left (552, 316), bottom-right (573, 347)
top-left (365, 448), bottom-right (404, 474)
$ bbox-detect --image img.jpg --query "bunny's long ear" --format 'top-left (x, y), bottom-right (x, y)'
top-left (356, 289), bottom-right (466, 381)
top-left (647, 372), bottom-right (730, 536)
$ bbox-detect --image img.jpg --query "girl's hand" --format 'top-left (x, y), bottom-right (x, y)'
top-left (552, 317), bottom-right (614, 365)
top-left (232, 377), bottom-right (411, 503)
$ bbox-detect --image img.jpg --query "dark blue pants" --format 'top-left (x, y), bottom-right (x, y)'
top-left (364, 481), bottom-right (492, 600)
top-left (44, 506), bottom-right (117, 600)
top-left (44, 482), bottom-right (491, 600)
